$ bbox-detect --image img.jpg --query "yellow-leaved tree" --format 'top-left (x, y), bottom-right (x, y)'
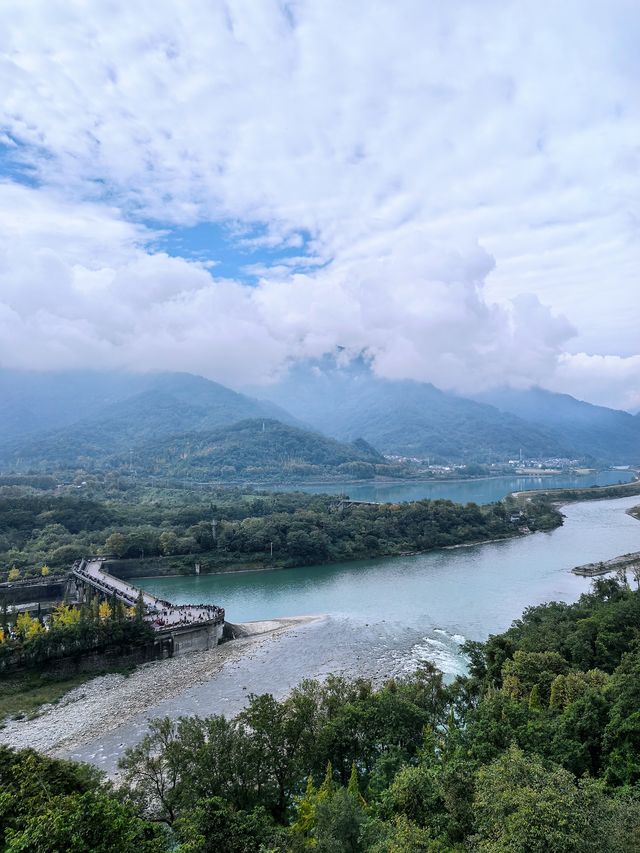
top-left (7, 567), bottom-right (20, 582)
top-left (14, 612), bottom-right (44, 641)
top-left (98, 600), bottom-right (111, 621)
top-left (51, 603), bottom-right (82, 627)
top-left (41, 564), bottom-right (50, 577)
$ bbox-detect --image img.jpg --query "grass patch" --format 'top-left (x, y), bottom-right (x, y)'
top-left (0, 671), bottom-right (104, 723)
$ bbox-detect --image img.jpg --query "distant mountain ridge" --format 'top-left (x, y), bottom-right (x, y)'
top-left (256, 366), bottom-right (572, 462)
top-left (473, 387), bottom-right (640, 464)
top-left (0, 371), bottom-right (299, 468)
top-left (257, 363), bottom-right (640, 464)
top-left (0, 367), bottom-right (638, 471)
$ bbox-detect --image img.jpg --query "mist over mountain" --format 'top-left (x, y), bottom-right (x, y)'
top-left (1, 367), bottom-right (638, 472)
top-left (256, 363), bottom-right (570, 462)
top-left (0, 371), bottom-right (298, 468)
top-left (473, 386), bottom-right (640, 464)
top-left (258, 362), bottom-right (640, 464)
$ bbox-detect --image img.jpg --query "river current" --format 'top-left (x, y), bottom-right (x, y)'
top-left (70, 494), bottom-right (640, 772)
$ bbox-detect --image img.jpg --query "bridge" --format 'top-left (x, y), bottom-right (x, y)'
top-left (71, 557), bottom-right (224, 635)
top-left (332, 498), bottom-right (382, 512)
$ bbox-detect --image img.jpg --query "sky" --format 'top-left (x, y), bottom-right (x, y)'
top-left (0, 0), bottom-right (639, 410)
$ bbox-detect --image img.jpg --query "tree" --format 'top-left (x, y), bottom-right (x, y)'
top-left (472, 746), bottom-right (612, 852)
top-left (14, 612), bottom-right (44, 641)
top-left (51, 603), bottom-right (82, 628)
top-left (135, 589), bottom-right (146, 623)
top-left (104, 532), bottom-right (128, 559)
top-left (119, 719), bottom-right (182, 825)
top-left (3, 790), bottom-right (167, 853)
top-left (7, 567), bottom-right (20, 582)
top-left (159, 531), bottom-right (179, 556)
top-left (174, 797), bottom-right (282, 853)
top-left (40, 564), bottom-right (50, 577)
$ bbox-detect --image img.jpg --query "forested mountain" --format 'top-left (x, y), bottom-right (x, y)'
top-left (0, 372), bottom-right (298, 469)
top-left (257, 364), bottom-right (570, 462)
top-left (474, 386), bottom-right (640, 463)
top-left (127, 418), bottom-right (386, 481)
top-left (259, 362), bottom-right (640, 464)
top-left (2, 367), bottom-right (639, 470)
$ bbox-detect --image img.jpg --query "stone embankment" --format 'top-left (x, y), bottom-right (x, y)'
top-left (572, 550), bottom-right (640, 577)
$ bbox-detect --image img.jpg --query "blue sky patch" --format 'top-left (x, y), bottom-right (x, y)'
top-left (148, 221), bottom-right (318, 282)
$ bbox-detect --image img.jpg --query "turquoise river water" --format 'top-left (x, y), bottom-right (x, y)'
top-left (70, 493), bottom-right (640, 772)
top-left (287, 468), bottom-right (634, 504)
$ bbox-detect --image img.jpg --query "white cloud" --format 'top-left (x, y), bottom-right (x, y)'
top-left (549, 353), bottom-right (640, 412)
top-left (0, 182), bottom-right (577, 395)
top-left (0, 0), bottom-right (638, 407)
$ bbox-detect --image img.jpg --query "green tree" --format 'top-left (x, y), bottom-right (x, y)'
top-left (3, 791), bottom-right (167, 853)
top-left (472, 746), bottom-right (612, 852)
top-left (104, 532), bottom-right (128, 558)
top-left (174, 797), bottom-right (282, 853)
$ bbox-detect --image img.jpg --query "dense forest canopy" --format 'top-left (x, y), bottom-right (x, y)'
top-left (0, 479), bottom-right (560, 579)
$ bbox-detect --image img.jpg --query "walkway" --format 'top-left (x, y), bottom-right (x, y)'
top-left (72, 557), bottom-right (224, 631)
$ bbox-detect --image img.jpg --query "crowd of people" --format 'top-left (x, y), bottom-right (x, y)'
top-left (73, 559), bottom-right (224, 631)
top-left (150, 602), bottom-right (224, 628)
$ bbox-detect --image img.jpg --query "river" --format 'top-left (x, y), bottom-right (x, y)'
top-left (283, 468), bottom-right (634, 504)
top-left (66, 494), bottom-right (640, 773)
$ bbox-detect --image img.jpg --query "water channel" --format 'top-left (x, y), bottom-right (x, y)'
top-left (70, 493), bottom-right (640, 772)
top-left (285, 468), bottom-right (634, 504)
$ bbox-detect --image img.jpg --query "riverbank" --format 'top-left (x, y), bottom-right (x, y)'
top-left (8, 494), bottom-right (640, 775)
top-left (513, 476), bottom-right (640, 503)
top-left (0, 615), bottom-right (318, 758)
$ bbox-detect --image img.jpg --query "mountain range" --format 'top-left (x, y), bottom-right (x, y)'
top-left (0, 367), bottom-right (638, 473)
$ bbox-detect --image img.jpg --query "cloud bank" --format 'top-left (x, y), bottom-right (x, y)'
top-left (0, 0), bottom-right (638, 408)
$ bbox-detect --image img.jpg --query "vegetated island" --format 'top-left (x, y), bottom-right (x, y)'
top-left (0, 475), bottom-right (562, 582)
top-left (1, 576), bottom-right (639, 851)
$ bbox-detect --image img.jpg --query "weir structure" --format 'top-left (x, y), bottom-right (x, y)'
top-left (71, 556), bottom-right (225, 655)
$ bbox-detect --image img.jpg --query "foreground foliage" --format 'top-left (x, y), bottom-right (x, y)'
top-left (2, 578), bottom-right (639, 851)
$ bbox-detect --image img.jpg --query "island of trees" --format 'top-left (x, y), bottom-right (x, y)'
top-left (0, 476), bottom-right (561, 580)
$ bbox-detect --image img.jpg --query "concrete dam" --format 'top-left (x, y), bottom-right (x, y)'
top-left (71, 556), bottom-right (225, 655)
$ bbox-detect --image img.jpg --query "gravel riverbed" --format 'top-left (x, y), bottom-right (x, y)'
top-left (0, 616), bottom-right (315, 758)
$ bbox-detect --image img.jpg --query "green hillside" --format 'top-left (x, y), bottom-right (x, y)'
top-left (128, 418), bottom-right (386, 481)
top-left (0, 373), bottom-right (298, 470)
top-left (475, 386), bottom-right (640, 464)
top-left (259, 365), bottom-right (570, 461)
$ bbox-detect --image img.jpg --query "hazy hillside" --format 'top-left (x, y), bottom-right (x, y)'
top-left (128, 418), bottom-right (386, 481)
top-left (0, 369), bottom-right (153, 440)
top-left (3, 367), bottom-right (638, 470)
top-left (255, 363), bottom-right (570, 461)
top-left (474, 387), bottom-right (640, 464)
top-left (0, 372), bottom-right (298, 469)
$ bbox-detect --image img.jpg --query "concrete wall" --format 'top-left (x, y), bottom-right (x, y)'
top-left (0, 580), bottom-right (66, 606)
top-left (169, 621), bottom-right (224, 656)
top-left (9, 637), bottom-right (174, 679)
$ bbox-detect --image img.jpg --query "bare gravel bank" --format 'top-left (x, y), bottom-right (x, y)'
top-left (0, 616), bottom-right (317, 758)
